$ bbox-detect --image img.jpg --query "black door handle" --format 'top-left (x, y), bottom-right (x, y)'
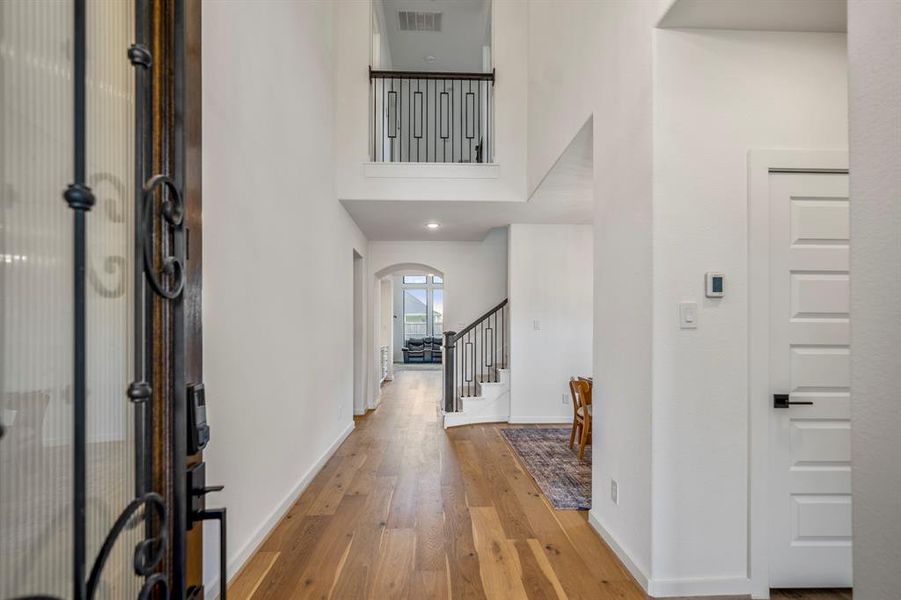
top-left (774, 394), bottom-right (814, 409)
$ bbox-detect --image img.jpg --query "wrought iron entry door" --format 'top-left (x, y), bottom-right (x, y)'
top-left (0, 0), bottom-right (189, 598)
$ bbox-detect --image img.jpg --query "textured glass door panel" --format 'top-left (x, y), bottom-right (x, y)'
top-left (0, 1), bottom-right (75, 597)
top-left (84, 0), bottom-right (140, 597)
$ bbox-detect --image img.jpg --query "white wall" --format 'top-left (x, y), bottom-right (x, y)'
top-left (367, 228), bottom-right (507, 406)
top-left (848, 2), bottom-right (901, 597)
top-left (507, 224), bottom-right (593, 423)
top-left (202, 1), bottom-right (368, 595)
top-left (333, 0), bottom-right (527, 203)
top-left (589, 2), bottom-right (661, 588)
top-left (487, 0), bottom-right (663, 585)
top-left (653, 30), bottom-right (847, 594)
top-left (527, 1), bottom-right (596, 194)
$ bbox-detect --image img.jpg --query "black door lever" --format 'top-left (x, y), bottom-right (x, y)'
top-left (774, 393), bottom-right (814, 409)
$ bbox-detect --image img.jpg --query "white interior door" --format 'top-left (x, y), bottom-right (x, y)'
top-left (768, 171), bottom-right (852, 588)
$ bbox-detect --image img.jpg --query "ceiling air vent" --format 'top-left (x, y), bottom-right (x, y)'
top-left (398, 11), bottom-right (442, 32)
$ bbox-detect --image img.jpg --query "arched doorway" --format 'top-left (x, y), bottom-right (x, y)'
top-left (372, 263), bottom-right (445, 404)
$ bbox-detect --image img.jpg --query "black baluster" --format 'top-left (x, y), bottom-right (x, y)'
top-left (468, 79), bottom-right (472, 163)
top-left (466, 330), bottom-right (470, 397)
top-left (371, 69), bottom-right (375, 161)
top-left (384, 78), bottom-right (387, 161)
top-left (488, 76), bottom-right (492, 161)
top-left (477, 79), bottom-right (481, 163)
top-left (407, 77), bottom-right (411, 162)
top-left (433, 79), bottom-right (436, 162)
top-left (472, 329), bottom-right (477, 397)
top-left (493, 311), bottom-right (497, 381)
top-left (458, 337), bottom-right (463, 399)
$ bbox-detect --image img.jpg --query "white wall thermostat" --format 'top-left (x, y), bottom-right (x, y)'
top-left (706, 272), bottom-right (725, 298)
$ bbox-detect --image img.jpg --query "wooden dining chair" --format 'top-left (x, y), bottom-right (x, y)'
top-left (569, 377), bottom-right (593, 459)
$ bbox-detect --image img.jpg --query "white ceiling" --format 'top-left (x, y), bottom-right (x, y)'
top-left (375, 0), bottom-right (491, 72)
top-left (658, 0), bottom-right (847, 32)
top-left (342, 119), bottom-right (593, 241)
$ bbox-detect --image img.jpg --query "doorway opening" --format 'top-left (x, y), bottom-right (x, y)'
top-left (393, 271), bottom-right (444, 372)
top-left (748, 150), bottom-right (852, 598)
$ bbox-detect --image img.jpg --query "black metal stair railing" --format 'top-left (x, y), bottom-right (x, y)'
top-left (443, 299), bottom-right (508, 413)
top-left (369, 68), bottom-right (494, 163)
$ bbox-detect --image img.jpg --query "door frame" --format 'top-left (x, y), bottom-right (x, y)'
top-left (747, 149), bottom-right (849, 599)
top-left (353, 249), bottom-right (365, 415)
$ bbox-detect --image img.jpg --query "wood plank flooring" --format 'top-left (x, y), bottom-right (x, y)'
top-left (228, 369), bottom-right (642, 599)
top-left (227, 369), bottom-right (853, 600)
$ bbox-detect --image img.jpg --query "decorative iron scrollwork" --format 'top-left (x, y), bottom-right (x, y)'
top-left (13, 494), bottom-right (168, 600)
top-left (142, 174), bottom-right (185, 300)
top-left (137, 574), bottom-right (168, 600)
top-left (86, 492), bottom-right (168, 599)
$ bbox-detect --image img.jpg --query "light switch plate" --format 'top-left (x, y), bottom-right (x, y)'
top-left (679, 301), bottom-right (698, 329)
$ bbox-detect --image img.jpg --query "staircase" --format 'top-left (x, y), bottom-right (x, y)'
top-left (442, 299), bottom-right (510, 429)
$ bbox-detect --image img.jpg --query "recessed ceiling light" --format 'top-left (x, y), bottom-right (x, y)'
top-left (426, 222), bottom-right (440, 229)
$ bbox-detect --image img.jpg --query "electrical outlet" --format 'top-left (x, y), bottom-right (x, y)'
top-left (610, 479), bottom-right (618, 505)
top-left (562, 393), bottom-right (568, 405)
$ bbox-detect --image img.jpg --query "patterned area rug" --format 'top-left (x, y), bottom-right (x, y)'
top-left (501, 426), bottom-right (591, 510)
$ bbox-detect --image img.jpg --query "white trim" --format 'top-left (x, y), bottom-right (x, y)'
top-left (364, 162), bottom-right (500, 180)
top-left (204, 421), bottom-right (356, 600)
top-left (587, 510), bottom-right (651, 593)
top-left (650, 575), bottom-right (751, 598)
top-left (746, 149), bottom-right (848, 600)
top-left (443, 410), bottom-right (508, 428)
top-left (507, 416), bottom-right (571, 424)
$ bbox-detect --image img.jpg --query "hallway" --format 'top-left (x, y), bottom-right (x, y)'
top-left (228, 369), bottom-right (644, 599)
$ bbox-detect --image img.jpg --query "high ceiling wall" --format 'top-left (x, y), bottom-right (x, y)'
top-left (375, 0), bottom-right (491, 72)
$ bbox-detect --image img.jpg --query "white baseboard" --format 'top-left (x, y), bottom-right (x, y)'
top-left (587, 511), bottom-right (651, 593)
top-left (204, 421), bottom-right (355, 600)
top-left (587, 511), bottom-right (750, 599)
top-left (649, 575), bottom-right (751, 598)
top-left (443, 412), bottom-right (509, 428)
top-left (507, 416), bottom-right (572, 424)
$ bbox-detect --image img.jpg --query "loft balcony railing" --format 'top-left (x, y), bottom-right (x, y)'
top-left (369, 68), bottom-right (494, 164)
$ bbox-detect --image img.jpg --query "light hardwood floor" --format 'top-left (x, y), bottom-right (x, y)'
top-left (228, 369), bottom-right (852, 600)
top-left (228, 369), bottom-right (642, 599)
